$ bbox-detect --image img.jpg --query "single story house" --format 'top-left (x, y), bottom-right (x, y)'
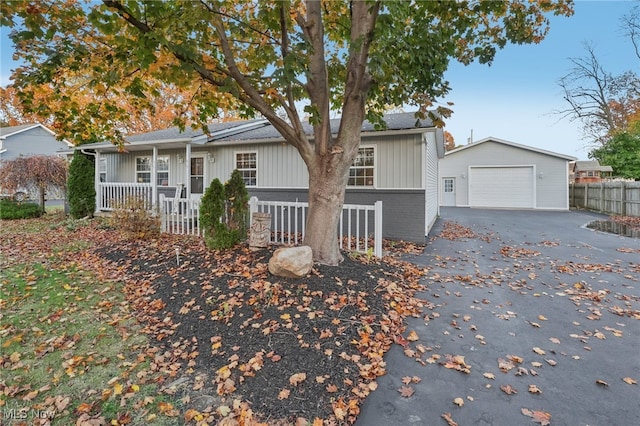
top-left (76, 112), bottom-right (445, 243)
top-left (570, 160), bottom-right (613, 183)
top-left (439, 137), bottom-right (576, 210)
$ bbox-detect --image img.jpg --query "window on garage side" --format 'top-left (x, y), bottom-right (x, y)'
top-left (236, 152), bottom-right (257, 186)
top-left (348, 146), bottom-right (375, 187)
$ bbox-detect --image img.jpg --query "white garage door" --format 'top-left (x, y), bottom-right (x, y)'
top-left (469, 166), bottom-right (534, 208)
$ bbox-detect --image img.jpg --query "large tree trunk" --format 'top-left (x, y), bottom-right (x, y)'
top-left (303, 155), bottom-right (351, 265)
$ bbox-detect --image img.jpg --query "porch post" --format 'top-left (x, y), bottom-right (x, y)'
top-left (185, 143), bottom-right (192, 198)
top-left (152, 146), bottom-right (158, 209)
top-left (94, 150), bottom-right (101, 214)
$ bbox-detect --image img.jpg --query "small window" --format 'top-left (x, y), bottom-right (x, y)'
top-left (99, 158), bottom-right (107, 183)
top-left (348, 147), bottom-right (375, 187)
top-left (236, 152), bottom-right (257, 186)
top-left (157, 156), bottom-right (169, 186)
top-left (444, 178), bottom-right (454, 193)
top-left (587, 171), bottom-right (594, 177)
top-left (136, 157), bottom-right (151, 183)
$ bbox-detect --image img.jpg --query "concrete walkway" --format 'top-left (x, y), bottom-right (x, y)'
top-left (357, 208), bottom-right (640, 426)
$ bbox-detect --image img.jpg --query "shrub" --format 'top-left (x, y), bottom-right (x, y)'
top-left (0, 199), bottom-right (43, 219)
top-left (68, 151), bottom-right (96, 218)
top-left (110, 195), bottom-right (160, 240)
top-left (225, 169), bottom-right (250, 236)
top-left (199, 171), bottom-right (249, 250)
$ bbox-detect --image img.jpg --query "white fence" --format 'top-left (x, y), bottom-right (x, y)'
top-left (98, 182), bottom-right (153, 211)
top-left (159, 194), bottom-right (201, 236)
top-left (248, 197), bottom-right (383, 258)
top-left (570, 182), bottom-right (640, 217)
top-left (102, 185), bottom-right (384, 257)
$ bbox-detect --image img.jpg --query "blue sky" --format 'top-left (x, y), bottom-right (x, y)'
top-left (442, 1), bottom-right (637, 160)
top-left (1, 1), bottom-right (636, 160)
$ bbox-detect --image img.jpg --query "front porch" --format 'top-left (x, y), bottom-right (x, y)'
top-left (96, 182), bottom-right (383, 257)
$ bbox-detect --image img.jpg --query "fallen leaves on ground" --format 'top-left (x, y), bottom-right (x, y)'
top-left (521, 408), bottom-right (552, 425)
top-left (1, 213), bottom-right (429, 425)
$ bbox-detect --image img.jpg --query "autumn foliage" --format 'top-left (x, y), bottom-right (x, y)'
top-left (0, 154), bottom-right (67, 213)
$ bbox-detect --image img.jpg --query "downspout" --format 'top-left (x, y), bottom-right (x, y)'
top-left (81, 149), bottom-right (100, 214)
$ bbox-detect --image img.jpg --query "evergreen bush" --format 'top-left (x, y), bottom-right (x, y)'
top-left (0, 199), bottom-right (43, 219)
top-left (200, 171), bottom-right (249, 250)
top-left (67, 151), bottom-right (96, 218)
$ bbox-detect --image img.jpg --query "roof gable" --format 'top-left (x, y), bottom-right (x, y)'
top-left (445, 137), bottom-right (576, 161)
top-left (0, 123), bottom-right (56, 139)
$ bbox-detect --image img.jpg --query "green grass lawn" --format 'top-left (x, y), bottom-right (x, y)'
top-left (0, 213), bottom-right (182, 425)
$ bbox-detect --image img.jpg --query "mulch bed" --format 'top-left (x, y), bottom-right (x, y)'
top-left (96, 237), bottom-right (427, 424)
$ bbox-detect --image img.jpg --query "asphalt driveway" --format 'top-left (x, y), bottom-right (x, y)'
top-left (357, 208), bottom-right (640, 426)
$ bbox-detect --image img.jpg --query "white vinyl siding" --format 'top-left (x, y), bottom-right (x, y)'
top-left (469, 166), bottom-right (535, 208)
top-left (424, 133), bottom-right (439, 232)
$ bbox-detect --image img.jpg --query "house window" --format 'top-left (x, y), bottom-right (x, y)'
top-left (99, 158), bottom-right (107, 183)
top-left (348, 146), bottom-right (375, 187)
top-left (136, 156), bottom-right (170, 185)
top-left (136, 157), bottom-right (152, 183)
top-left (236, 152), bottom-right (257, 186)
top-left (587, 171), bottom-right (594, 177)
top-left (157, 156), bottom-right (169, 186)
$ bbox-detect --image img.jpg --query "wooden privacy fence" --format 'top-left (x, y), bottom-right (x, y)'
top-left (570, 182), bottom-right (640, 217)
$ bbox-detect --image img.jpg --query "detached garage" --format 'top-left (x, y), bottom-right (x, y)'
top-left (439, 137), bottom-right (576, 210)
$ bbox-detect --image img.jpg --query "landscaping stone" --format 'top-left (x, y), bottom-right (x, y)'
top-left (268, 245), bottom-right (313, 278)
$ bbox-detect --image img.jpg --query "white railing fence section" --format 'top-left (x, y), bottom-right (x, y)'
top-left (248, 197), bottom-right (383, 258)
top-left (159, 194), bottom-right (201, 236)
top-left (99, 182), bottom-right (153, 211)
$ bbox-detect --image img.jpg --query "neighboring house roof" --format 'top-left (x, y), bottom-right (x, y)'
top-left (572, 160), bottom-right (612, 172)
top-left (76, 112), bottom-right (440, 152)
top-left (1, 123), bottom-right (54, 138)
top-left (0, 123), bottom-right (72, 147)
top-left (445, 136), bottom-right (577, 161)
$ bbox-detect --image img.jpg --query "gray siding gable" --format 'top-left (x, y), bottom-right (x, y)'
top-left (0, 124), bottom-right (70, 161)
top-left (446, 137), bottom-right (576, 161)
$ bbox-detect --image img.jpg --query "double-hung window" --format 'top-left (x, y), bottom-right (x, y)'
top-left (348, 146), bottom-right (375, 187)
top-left (157, 156), bottom-right (169, 186)
top-left (136, 156), bottom-right (170, 185)
top-left (99, 158), bottom-right (107, 182)
top-left (236, 152), bottom-right (257, 186)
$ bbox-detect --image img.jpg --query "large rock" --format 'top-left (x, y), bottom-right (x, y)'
top-left (268, 246), bottom-right (313, 278)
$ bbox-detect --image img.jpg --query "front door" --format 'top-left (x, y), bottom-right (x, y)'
top-left (442, 178), bottom-right (456, 206)
top-left (190, 157), bottom-right (205, 196)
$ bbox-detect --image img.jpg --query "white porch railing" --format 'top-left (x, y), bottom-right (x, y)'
top-left (248, 196), bottom-right (383, 258)
top-left (98, 182), bottom-right (153, 211)
top-left (159, 194), bottom-right (201, 236)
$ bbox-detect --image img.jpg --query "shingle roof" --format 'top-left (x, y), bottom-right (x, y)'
top-left (127, 112), bottom-right (434, 144)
